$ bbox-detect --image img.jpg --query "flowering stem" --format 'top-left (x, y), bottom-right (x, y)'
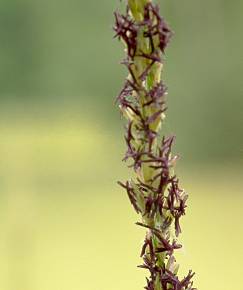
top-left (114, 1), bottom-right (196, 289)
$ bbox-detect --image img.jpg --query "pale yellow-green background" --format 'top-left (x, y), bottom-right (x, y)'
top-left (0, 0), bottom-right (242, 289)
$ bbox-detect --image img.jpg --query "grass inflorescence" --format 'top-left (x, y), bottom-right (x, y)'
top-left (114, 1), bottom-right (197, 289)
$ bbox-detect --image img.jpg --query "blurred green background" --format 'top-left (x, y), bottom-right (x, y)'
top-left (0, 0), bottom-right (242, 289)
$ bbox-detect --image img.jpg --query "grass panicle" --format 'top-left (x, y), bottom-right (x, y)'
top-left (114, 1), bottom-right (197, 289)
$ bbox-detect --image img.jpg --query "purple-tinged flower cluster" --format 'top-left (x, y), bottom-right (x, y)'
top-left (114, 1), bottom-right (196, 289)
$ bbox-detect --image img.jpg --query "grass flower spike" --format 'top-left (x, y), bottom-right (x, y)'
top-left (114, 1), bottom-right (197, 289)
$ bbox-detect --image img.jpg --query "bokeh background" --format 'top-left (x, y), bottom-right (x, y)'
top-left (0, 0), bottom-right (242, 289)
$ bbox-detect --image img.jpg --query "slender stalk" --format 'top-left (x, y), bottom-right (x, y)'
top-left (114, 1), bottom-right (197, 289)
